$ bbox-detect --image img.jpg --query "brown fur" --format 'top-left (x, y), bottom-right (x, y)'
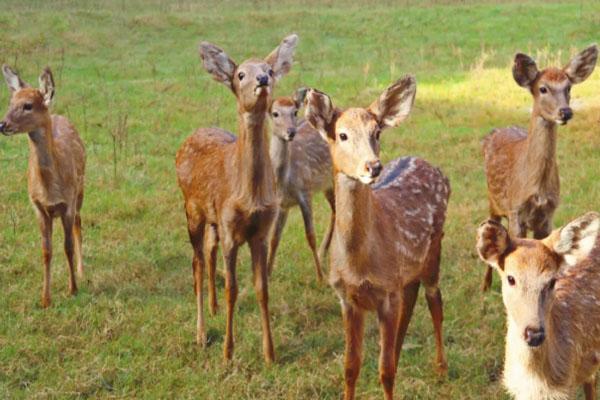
top-left (175, 35), bottom-right (298, 364)
top-left (481, 45), bottom-right (598, 291)
top-left (305, 76), bottom-right (450, 400)
top-left (1, 66), bottom-right (86, 308)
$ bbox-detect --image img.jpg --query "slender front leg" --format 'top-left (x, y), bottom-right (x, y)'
top-left (425, 286), bottom-right (448, 374)
top-left (186, 211), bottom-right (206, 346)
top-left (222, 238), bottom-right (239, 361)
top-left (37, 211), bottom-right (53, 308)
top-left (395, 281), bottom-right (420, 368)
top-left (298, 193), bottom-right (324, 282)
top-left (318, 188), bottom-right (335, 267)
top-left (342, 302), bottom-right (365, 400)
top-left (378, 297), bottom-right (401, 400)
top-left (73, 213), bottom-right (84, 278)
top-left (267, 208), bottom-right (288, 276)
top-left (204, 224), bottom-right (219, 316)
top-left (61, 213), bottom-right (78, 296)
top-left (584, 376), bottom-right (597, 400)
top-left (249, 236), bottom-right (275, 364)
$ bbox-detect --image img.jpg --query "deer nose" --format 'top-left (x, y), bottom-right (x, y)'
top-left (0, 121), bottom-right (7, 134)
top-left (287, 127), bottom-right (296, 140)
top-left (366, 160), bottom-right (383, 178)
top-left (257, 74), bottom-right (269, 86)
top-left (524, 326), bottom-right (545, 347)
top-left (559, 107), bottom-right (573, 122)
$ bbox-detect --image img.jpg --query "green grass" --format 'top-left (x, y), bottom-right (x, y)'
top-left (1, 1), bottom-right (599, 398)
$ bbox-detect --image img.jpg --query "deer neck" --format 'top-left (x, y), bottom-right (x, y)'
top-left (233, 102), bottom-right (275, 208)
top-left (27, 116), bottom-right (60, 191)
top-left (334, 173), bottom-right (374, 254)
top-left (521, 111), bottom-right (558, 189)
top-left (269, 135), bottom-right (290, 187)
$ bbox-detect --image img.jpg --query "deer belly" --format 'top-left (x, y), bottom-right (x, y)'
top-left (519, 195), bottom-right (557, 226)
top-left (335, 279), bottom-right (387, 311)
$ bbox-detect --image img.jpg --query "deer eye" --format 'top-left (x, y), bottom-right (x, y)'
top-left (548, 278), bottom-right (557, 290)
top-left (238, 72), bottom-right (245, 81)
top-left (339, 133), bottom-right (348, 141)
top-left (539, 86), bottom-right (548, 94)
top-left (293, 110), bottom-right (298, 117)
top-left (272, 112), bottom-right (279, 118)
top-left (566, 86), bottom-right (571, 94)
top-left (268, 69), bottom-right (274, 77)
top-left (507, 275), bottom-right (516, 286)
top-left (23, 103), bottom-right (33, 111)
top-left (374, 130), bottom-right (381, 141)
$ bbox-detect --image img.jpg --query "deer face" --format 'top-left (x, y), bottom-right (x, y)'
top-left (305, 76), bottom-right (416, 185)
top-left (270, 88), bottom-right (307, 142)
top-left (477, 213), bottom-right (600, 347)
top-left (513, 45), bottom-right (598, 125)
top-left (199, 34), bottom-right (298, 113)
top-left (0, 65), bottom-right (54, 136)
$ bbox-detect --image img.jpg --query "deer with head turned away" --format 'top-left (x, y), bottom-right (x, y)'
top-left (267, 88), bottom-right (334, 281)
top-left (477, 212), bottom-right (600, 400)
top-left (481, 44), bottom-right (598, 291)
top-left (304, 75), bottom-right (450, 400)
top-left (175, 34), bottom-right (298, 364)
top-left (0, 65), bottom-right (86, 308)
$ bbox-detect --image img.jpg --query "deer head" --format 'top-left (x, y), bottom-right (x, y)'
top-left (270, 87), bottom-right (307, 141)
top-left (304, 75), bottom-right (416, 184)
top-left (0, 65), bottom-right (55, 136)
top-left (477, 212), bottom-right (600, 347)
top-left (512, 44), bottom-right (598, 125)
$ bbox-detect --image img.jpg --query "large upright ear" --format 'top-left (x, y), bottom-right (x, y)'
top-left (292, 87), bottom-right (308, 109)
top-left (512, 53), bottom-right (539, 89)
top-left (264, 34), bottom-right (298, 82)
top-left (199, 41), bottom-right (237, 91)
top-left (564, 44), bottom-right (598, 84)
top-left (38, 67), bottom-right (55, 107)
top-left (2, 65), bottom-right (28, 94)
top-left (367, 75), bottom-right (416, 130)
top-left (549, 212), bottom-right (600, 267)
top-left (476, 220), bottom-right (512, 269)
top-left (304, 88), bottom-right (336, 141)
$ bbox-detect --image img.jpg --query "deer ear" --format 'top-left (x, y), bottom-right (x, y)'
top-left (549, 212), bottom-right (600, 267)
top-left (265, 34), bottom-right (298, 82)
top-left (199, 41), bottom-right (237, 91)
top-left (293, 87), bottom-right (308, 109)
top-left (368, 75), bottom-right (416, 130)
top-left (2, 64), bottom-right (28, 94)
top-left (38, 67), bottom-right (55, 107)
top-left (512, 53), bottom-right (539, 89)
top-left (305, 88), bottom-right (336, 142)
top-left (477, 220), bottom-right (512, 269)
top-left (564, 44), bottom-right (598, 84)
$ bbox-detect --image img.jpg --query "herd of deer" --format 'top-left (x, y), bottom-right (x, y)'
top-left (1, 33), bottom-right (599, 399)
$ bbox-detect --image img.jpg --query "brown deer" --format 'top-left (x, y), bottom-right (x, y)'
top-left (477, 212), bottom-right (600, 400)
top-left (481, 44), bottom-right (598, 291)
top-left (267, 88), bottom-right (334, 281)
top-left (175, 34), bottom-right (298, 364)
top-left (304, 76), bottom-right (450, 400)
top-left (0, 65), bottom-right (86, 308)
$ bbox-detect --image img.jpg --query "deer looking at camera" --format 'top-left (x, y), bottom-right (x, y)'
top-left (477, 212), bottom-right (600, 400)
top-left (175, 34), bottom-right (298, 364)
top-left (267, 88), bottom-right (334, 281)
top-left (305, 76), bottom-right (450, 400)
top-left (481, 45), bottom-right (598, 291)
top-left (0, 65), bottom-right (86, 308)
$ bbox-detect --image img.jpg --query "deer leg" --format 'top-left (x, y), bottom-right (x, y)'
top-left (73, 213), bottom-right (84, 279)
top-left (186, 212), bottom-right (206, 346)
top-left (342, 302), bottom-right (365, 400)
top-left (394, 281), bottom-right (420, 368)
top-left (222, 238), bottom-right (239, 361)
top-left (204, 224), bottom-right (219, 316)
top-left (425, 286), bottom-right (448, 374)
top-left (37, 212), bottom-right (53, 308)
top-left (378, 297), bottom-right (401, 400)
top-left (61, 213), bottom-right (78, 296)
top-left (298, 194), bottom-right (324, 282)
top-left (584, 376), bottom-right (597, 400)
top-left (267, 208), bottom-right (288, 276)
top-left (318, 188), bottom-right (335, 267)
top-left (249, 236), bottom-right (275, 364)
top-left (533, 218), bottom-right (552, 240)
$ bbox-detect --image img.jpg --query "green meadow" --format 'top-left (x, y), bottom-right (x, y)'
top-left (1, 1), bottom-right (599, 398)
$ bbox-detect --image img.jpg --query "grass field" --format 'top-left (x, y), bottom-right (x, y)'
top-left (1, 1), bottom-right (599, 398)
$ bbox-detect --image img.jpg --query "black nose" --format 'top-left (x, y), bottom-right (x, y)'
top-left (366, 160), bottom-right (383, 178)
top-left (525, 326), bottom-right (545, 347)
top-left (559, 107), bottom-right (573, 122)
top-left (0, 121), bottom-right (5, 132)
top-left (257, 74), bottom-right (269, 86)
top-left (287, 127), bottom-right (296, 139)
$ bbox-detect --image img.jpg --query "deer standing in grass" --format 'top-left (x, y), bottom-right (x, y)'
top-left (481, 45), bottom-right (598, 291)
top-left (477, 212), bottom-right (600, 400)
top-left (267, 88), bottom-right (334, 281)
top-left (0, 65), bottom-right (85, 308)
top-left (305, 76), bottom-right (450, 400)
top-left (175, 35), bottom-right (298, 363)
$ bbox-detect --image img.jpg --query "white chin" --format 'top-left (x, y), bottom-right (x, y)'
top-left (358, 176), bottom-right (375, 184)
top-left (556, 119), bottom-right (567, 126)
top-left (254, 86), bottom-right (270, 96)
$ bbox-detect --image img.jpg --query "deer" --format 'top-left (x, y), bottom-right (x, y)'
top-left (267, 88), bottom-right (335, 281)
top-left (477, 212), bottom-right (600, 400)
top-left (481, 44), bottom-right (598, 291)
top-left (304, 75), bottom-right (450, 400)
top-left (0, 65), bottom-right (86, 308)
top-left (175, 34), bottom-right (298, 364)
